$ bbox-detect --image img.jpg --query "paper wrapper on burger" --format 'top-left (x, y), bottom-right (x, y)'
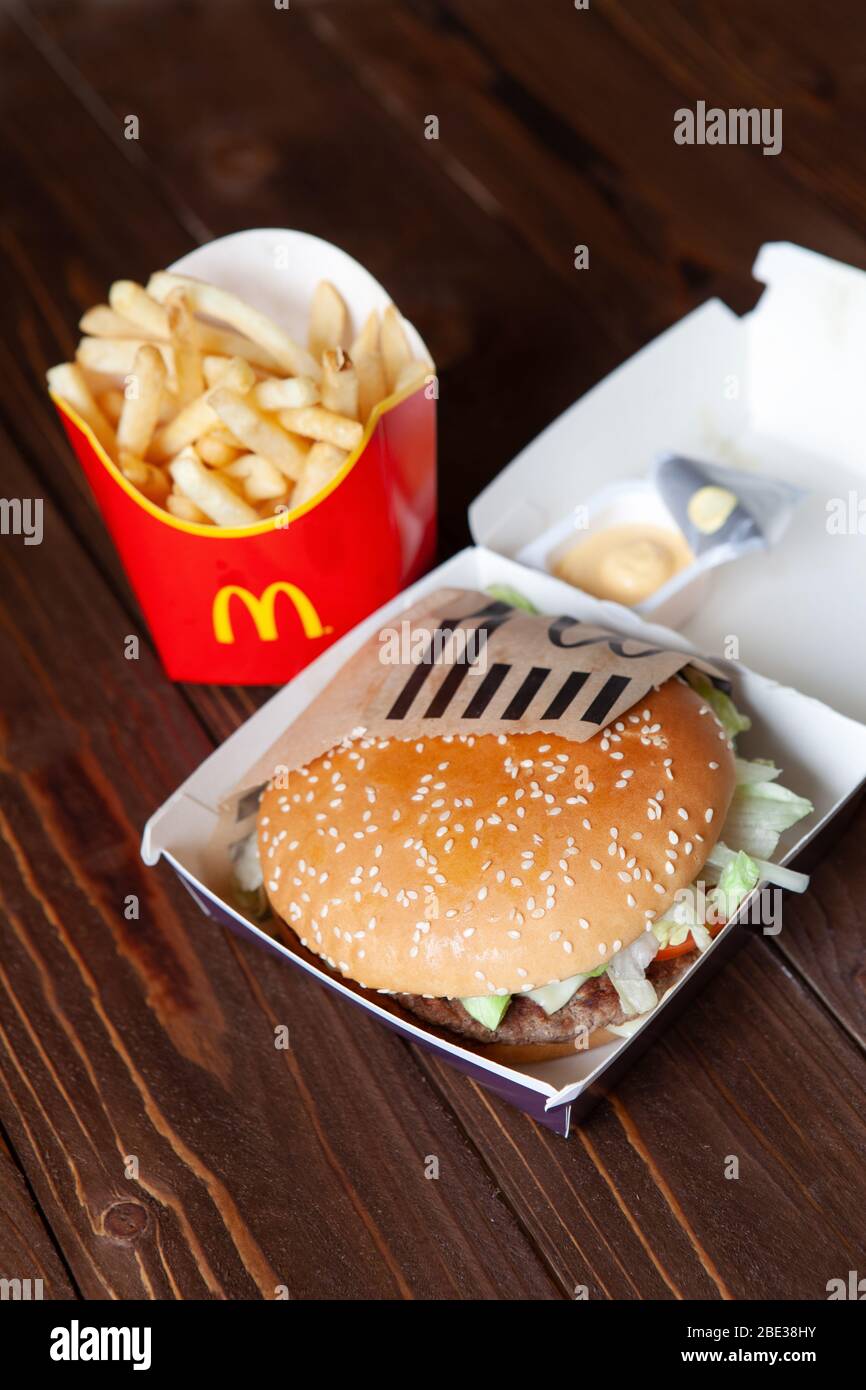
top-left (223, 588), bottom-right (732, 1060)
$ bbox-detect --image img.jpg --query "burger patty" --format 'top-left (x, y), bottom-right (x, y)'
top-left (397, 951), bottom-right (695, 1045)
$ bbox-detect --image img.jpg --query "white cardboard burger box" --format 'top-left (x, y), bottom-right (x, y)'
top-left (472, 241), bottom-right (866, 727)
top-left (142, 545), bottom-right (866, 1137)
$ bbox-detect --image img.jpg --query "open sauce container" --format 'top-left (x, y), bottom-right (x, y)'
top-left (516, 458), bottom-right (804, 629)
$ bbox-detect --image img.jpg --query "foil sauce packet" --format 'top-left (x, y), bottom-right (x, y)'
top-left (652, 455), bottom-right (806, 564)
top-left (223, 587), bottom-right (721, 851)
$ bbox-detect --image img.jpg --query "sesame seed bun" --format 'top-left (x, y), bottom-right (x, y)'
top-left (257, 676), bottom-right (736, 1005)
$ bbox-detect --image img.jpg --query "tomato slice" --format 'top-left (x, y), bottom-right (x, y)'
top-left (655, 918), bottom-right (725, 961)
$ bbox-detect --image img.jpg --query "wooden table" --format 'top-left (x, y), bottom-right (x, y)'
top-left (2, 0), bottom-right (865, 1301)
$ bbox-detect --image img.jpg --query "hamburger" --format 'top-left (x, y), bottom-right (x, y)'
top-left (248, 662), bottom-right (813, 1063)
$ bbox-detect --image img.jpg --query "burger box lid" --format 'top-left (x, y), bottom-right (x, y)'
top-left (469, 241), bottom-right (866, 726)
top-left (141, 544), bottom-right (866, 1132)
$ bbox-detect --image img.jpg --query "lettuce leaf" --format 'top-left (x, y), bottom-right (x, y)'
top-left (486, 584), bottom-right (538, 614)
top-left (606, 932), bottom-right (659, 1017)
top-left (653, 884), bottom-right (713, 953)
top-left (525, 963), bottom-right (607, 1016)
top-left (721, 779), bottom-right (813, 860)
top-left (685, 670), bottom-right (751, 740)
top-left (708, 849), bottom-right (760, 922)
top-left (707, 841), bottom-right (810, 893)
top-left (460, 994), bottom-right (512, 1030)
top-left (735, 757), bottom-right (780, 786)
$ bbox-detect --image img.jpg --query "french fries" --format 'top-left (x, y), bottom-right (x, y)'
top-left (351, 311), bottom-right (387, 422)
top-left (195, 434), bottom-right (240, 468)
top-left (98, 386), bottom-right (126, 426)
top-left (49, 266), bottom-right (431, 526)
top-left (321, 349), bottom-right (359, 419)
top-left (77, 336), bottom-right (174, 378)
top-left (277, 405), bottom-right (364, 453)
top-left (222, 453), bottom-right (289, 502)
top-left (253, 375), bottom-right (319, 412)
top-left (166, 493), bottom-right (209, 523)
top-left (381, 304), bottom-right (412, 392)
top-left (116, 344), bottom-right (166, 458)
top-left (119, 452), bottom-right (171, 505)
top-left (165, 290), bottom-right (204, 405)
top-left (292, 442), bottom-right (347, 508)
top-left (149, 357), bottom-right (255, 462)
top-left (308, 281), bottom-right (348, 359)
top-left (210, 388), bottom-right (310, 481)
top-left (46, 362), bottom-right (117, 455)
top-left (147, 271), bottom-right (322, 380)
top-left (80, 305), bottom-right (149, 339)
top-left (169, 449), bottom-right (260, 527)
top-left (110, 280), bottom-right (170, 337)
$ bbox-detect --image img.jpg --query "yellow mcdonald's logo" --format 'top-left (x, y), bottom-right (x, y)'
top-left (212, 582), bottom-right (330, 644)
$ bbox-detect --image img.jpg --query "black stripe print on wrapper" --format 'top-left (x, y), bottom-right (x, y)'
top-left (232, 588), bottom-right (724, 815)
top-left (462, 662), bottom-right (511, 718)
top-left (386, 601), bottom-right (513, 720)
top-left (380, 589), bottom-right (706, 733)
top-left (582, 675), bottom-right (631, 725)
top-left (501, 666), bottom-right (550, 719)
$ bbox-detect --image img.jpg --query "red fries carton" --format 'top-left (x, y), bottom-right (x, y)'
top-left (50, 229), bottom-right (436, 684)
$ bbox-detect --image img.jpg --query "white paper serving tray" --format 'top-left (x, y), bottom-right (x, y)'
top-left (142, 546), bottom-right (866, 1135)
top-left (471, 242), bottom-right (866, 726)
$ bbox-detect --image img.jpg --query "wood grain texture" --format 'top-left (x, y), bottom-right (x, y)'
top-left (442, 0), bottom-right (866, 277)
top-left (15, 0), bottom-right (625, 545)
top-left (0, 0), bottom-right (864, 1300)
top-left (417, 937), bottom-right (866, 1300)
top-left (0, 1147), bottom-right (77, 1299)
top-left (0, 419), bottom-right (559, 1299)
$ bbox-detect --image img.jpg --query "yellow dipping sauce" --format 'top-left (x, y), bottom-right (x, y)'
top-left (553, 523), bottom-right (694, 605)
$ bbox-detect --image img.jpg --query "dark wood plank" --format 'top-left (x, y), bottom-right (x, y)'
top-left (0, 418), bottom-right (559, 1300)
top-left (604, 0), bottom-right (866, 231)
top-left (437, 0), bottom-right (866, 283)
top-left (15, 0), bottom-right (622, 552)
top-left (307, 0), bottom-right (726, 341)
top-left (0, 1145), bottom-right (77, 1299)
top-left (5, 0), bottom-right (866, 1301)
top-left (415, 935), bottom-right (866, 1300)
